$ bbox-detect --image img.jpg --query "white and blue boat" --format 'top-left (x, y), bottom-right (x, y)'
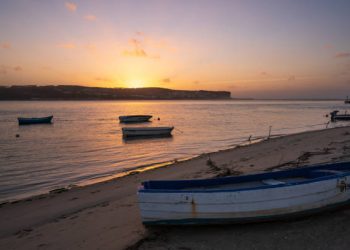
top-left (122, 126), bottom-right (174, 137)
top-left (18, 115), bottom-right (53, 125)
top-left (138, 162), bottom-right (350, 225)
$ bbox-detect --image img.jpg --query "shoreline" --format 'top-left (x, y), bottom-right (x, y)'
top-left (0, 129), bottom-right (278, 205)
top-left (1, 126), bottom-right (350, 249)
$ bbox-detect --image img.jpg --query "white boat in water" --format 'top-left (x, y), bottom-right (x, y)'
top-left (119, 115), bottom-right (152, 123)
top-left (138, 162), bottom-right (350, 225)
top-left (122, 126), bottom-right (174, 137)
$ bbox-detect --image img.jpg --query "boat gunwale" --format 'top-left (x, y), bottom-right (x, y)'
top-left (122, 127), bottom-right (174, 131)
top-left (139, 162), bottom-right (350, 194)
top-left (119, 115), bottom-right (152, 119)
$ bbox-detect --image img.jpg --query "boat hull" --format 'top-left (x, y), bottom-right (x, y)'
top-left (138, 162), bottom-right (350, 225)
top-left (330, 111), bottom-right (350, 122)
top-left (119, 115), bottom-right (152, 123)
top-left (332, 116), bottom-right (350, 121)
top-left (122, 127), bottom-right (174, 137)
top-left (18, 116), bottom-right (53, 125)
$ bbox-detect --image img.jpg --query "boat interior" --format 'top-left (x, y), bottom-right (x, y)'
top-left (141, 162), bottom-right (350, 192)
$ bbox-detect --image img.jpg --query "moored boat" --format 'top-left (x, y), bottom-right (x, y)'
top-left (18, 115), bottom-right (53, 125)
top-left (330, 110), bottom-right (350, 122)
top-left (345, 96), bottom-right (350, 104)
top-left (119, 115), bottom-right (152, 123)
top-left (122, 126), bottom-right (174, 137)
top-left (138, 161), bottom-right (350, 225)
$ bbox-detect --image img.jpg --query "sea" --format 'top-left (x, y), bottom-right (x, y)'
top-left (0, 100), bottom-right (348, 202)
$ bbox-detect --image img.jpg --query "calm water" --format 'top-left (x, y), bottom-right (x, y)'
top-left (0, 100), bottom-right (348, 202)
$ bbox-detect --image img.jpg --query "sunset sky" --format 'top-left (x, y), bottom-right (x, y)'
top-left (0, 0), bottom-right (349, 98)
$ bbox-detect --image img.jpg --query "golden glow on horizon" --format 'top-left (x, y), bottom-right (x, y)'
top-left (126, 79), bottom-right (146, 89)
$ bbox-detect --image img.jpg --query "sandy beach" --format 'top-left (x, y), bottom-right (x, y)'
top-left (1, 126), bottom-right (350, 250)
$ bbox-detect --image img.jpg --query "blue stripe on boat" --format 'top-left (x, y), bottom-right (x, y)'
top-left (139, 162), bottom-right (350, 193)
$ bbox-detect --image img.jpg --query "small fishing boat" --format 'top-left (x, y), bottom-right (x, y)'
top-left (122, 126), bottom-right (174, 137)
top-left (138, 161), bottom-right (350, 225)
top-left (330, 110), bottom-right (350, 122)
top-left (119, 115), bottom-right (152, 123)
top-left (18, 115), bottom-right (53, 125)
top-left (345, 96), bottom-right (350, 104)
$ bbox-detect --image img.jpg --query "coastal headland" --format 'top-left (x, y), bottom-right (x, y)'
top-left (0, 85), bottom-right (231, 100)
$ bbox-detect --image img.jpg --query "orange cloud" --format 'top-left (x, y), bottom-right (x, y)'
top-left (84, 15), bottom-right (97, 21)
top-left (323, 43), bottom-right (333, 50)
top-left (287, 75), bottom-right (296, 81)
top-left (57, 43), bottom-right (76, 49)
top-left (0, 65), bottom-right (23, 74)
top-left (122, 38), bottom-right (148, 57)
top-left (0, 66), bottom-right (6, 75)
top-left (1, 42), bottom-right (11, 49)
top-left (13, 66), bottom-right (22, 71)
top-left (122, 49), bottom-right (147, 57)
top-left (134, 31), bottom-right (176, 52)
top-left (121, 36), bottom-right (163, 59)
top-left (335, 52), bottom-right (350, 58)
top-left (65, 2), bottom-right (77, 12)
top-left (162, 78), bottom-right (171, 83)
top-left (95, 77), bottom-right (114, 83)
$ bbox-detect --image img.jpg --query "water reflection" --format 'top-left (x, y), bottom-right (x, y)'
top-left (0, 100), bottom-right (347, 202)
top-left (123, 134), bottom-right (173, 143)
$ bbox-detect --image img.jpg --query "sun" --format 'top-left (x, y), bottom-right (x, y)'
top-left (127, 79), bottom-right (145, 88)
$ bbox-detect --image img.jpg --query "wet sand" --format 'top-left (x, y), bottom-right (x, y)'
top-left (1, 126), bottom-right (350, 250)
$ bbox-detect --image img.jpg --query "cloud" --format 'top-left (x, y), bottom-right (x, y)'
top-left (134, 31), bottom-right (174, 51)
top-left (122, 38), bottom-right (148, 57)
top-left (95, 77), bottom-right (113, 83)
top-left (84, 15), bottom-right (96, 21)
top-left (129, 38), bottom-right (141, 47)
top-left (121, 36), bottom-right (163, 59)
top-left (65, 2), bottom-right (77, 12)
top-left (122, 48), bottom-right (147, 57)
top-left (135, 31), bottom-right (145, 36)
top-left (1, 42), bottom-right (11, 49)
top-left (335, 52), bottom-right (350, 58)
top-left (162, 78), bottom-right (171, 83)
top-left (57, 43), bottom-right (76, 49)
top-left (0, 65), bottom-right (23, 75)
top-left (13, 66), bottom-right (22, 71)
top-left (121, 32), bottom-right (176, 59)
top-left (323, 43), bottom-right (333, 50)
top-left (0, 66), bottom-right (6, 75)
top-left (287, 75), bottom-right (296, 81)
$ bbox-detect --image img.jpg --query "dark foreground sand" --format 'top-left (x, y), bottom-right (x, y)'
top-left (1, 126), bottom-right (350, 250)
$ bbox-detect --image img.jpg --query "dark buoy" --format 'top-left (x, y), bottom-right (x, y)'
top-left (16, 134), bottom-right (20, 138)
top-left (157, 117), bottom-right (160, 121)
